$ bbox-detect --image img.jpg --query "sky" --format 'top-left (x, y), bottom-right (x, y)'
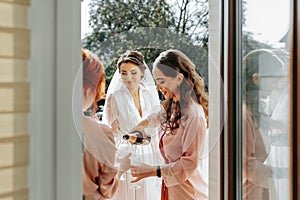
top-left (244, 0), bottom-right (290, 45)
top-left (81, 0), bottom-right (92, 39)
top-left (81, 0), bottom-right (291, 45)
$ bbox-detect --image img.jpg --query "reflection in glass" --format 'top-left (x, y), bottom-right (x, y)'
top-left (242, 49), bottom-right (289, 200)
top-left (242, 1), bottom-right (290, 199)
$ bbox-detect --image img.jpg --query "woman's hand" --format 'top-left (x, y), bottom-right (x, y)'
top-left (130, 163), bottom-right (157, 183)
top-left (129, 125), bottom-right (144, 135)
top-left (129, 119), bottom-right (150, 137)
top-left (117, 153), bottom-right (131, 178)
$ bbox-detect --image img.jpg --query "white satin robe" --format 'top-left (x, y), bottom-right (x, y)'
top-left (105, 85), bottom-right (162, 200)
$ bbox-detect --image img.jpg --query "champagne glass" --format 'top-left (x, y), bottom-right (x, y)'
top-left (129, 145), bottom-right (142, 190)
top-left (114, 129), bottom-right (124, 147)
top-left (117, 142), bottom-right (130, 180)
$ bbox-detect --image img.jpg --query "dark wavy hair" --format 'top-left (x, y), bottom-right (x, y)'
top-left (153, 49), bottom-right (209, 133)
top-left (117, 50), bottom-right (146, 75)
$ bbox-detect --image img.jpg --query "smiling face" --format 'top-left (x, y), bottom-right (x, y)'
top-left (119, 62), bottom-right (143, 92)
top-left (152, 66), bottom-right (181, 101)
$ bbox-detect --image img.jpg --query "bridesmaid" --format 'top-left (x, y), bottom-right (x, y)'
top-left (130, 49), bottom-right (209, 200)
top-left (81, 49), bottom-right (130, 200)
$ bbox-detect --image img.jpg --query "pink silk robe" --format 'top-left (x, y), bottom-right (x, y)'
top-left (82, 116), bottom-right (119, 200)
top-left (242, 104), bottom-right (272, 200)
top-left (148, 102), bottom-right (208, 200)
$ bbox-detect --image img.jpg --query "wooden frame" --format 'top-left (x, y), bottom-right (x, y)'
top-left (224, 0), bottom-right (243, 199)
top-left (291, 0), bottom-right (299, 199)
top-left (226, 0), bottom-right (298, 199)
top-left (220, 0), bottom-right (225, 199)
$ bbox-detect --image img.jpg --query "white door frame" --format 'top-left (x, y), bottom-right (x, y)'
top-left (28, 0), bottom-right (82, 199)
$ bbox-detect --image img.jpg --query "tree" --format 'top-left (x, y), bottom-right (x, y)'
top-left (171, 0), bottom-right (209, 48)
top-left (82, 0), bottom-right (210, 89)
top-left (84, 0), bottom-right (174, 57)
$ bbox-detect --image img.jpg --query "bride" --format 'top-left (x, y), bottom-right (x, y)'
top-left (102, 50), bottom-right (162, 200)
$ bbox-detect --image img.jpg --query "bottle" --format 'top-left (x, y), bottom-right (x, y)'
top-left (123, 131), bottom-right (151, 145)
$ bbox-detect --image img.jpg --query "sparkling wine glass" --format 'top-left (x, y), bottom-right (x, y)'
top-left (117, 142), bottom-right (130, 180)
top-left (129, 145), bottom-right (142, 190)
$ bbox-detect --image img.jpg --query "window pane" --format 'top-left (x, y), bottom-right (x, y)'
top-left (241, 0), bottom-right (291, 199)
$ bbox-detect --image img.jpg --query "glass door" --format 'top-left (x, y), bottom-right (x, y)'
top-left (224, 0), bottom-right (294, 199)
top-left (241, 0), bottom-right (291, 199)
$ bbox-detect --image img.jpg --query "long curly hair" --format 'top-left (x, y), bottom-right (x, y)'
top-left (153, 49), bottom-right (209, 133)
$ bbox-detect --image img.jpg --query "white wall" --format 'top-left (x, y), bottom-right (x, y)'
top-left (28, 0), bottom-right (82, 199)
top-left (55, 0), bottom-right (82, 199)
top-left (208, 0), bottom-right (222, 199)
top-left (28, 0), bottom-right (56, 199)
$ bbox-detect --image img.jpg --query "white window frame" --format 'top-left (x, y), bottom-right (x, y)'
top-left (28, 0), bottom-right (82, 199)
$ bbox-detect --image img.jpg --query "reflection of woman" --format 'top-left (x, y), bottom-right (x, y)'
top-left (242, 53), bottom-right (273, 199)
top-left (243, 49), bottom-right (290, 200)
top-left (130, 49), bottom-right (209, 200)
top-left (81, 49), bottom-right (130, 200)
top-left (102, 50), bottom-right (161, 200)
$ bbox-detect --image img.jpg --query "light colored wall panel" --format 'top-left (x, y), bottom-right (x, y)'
top-left (0, 59), bottom-right (27, 82)
top-left (0, 114), bottom-right (27, 138)
top-left (0, 3), bottom-right (27, 28)
top-left (0, 166), bottom-right (28, 194)
top-left (0, 189), bottom-right (28, 200)
top-left (0, 135), bottom-right (29, 168)
top-left (0, 83), bottom-right (29, 112)
top-left (0, 1), bottom-right (30, 199)
top-left (0, 28), bottom-right (30, 59)
top-left (0, 0), bottom-right (30, 6)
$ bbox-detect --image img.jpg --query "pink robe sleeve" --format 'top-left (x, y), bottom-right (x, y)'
top-left (82, 121), bottom-right (119, 199)
top-left (147, 108), bottom-right (164, 128)
top-left (82, 151), bottom-right (119, 199)
top-left (161, 116), bottom-right (206, 187)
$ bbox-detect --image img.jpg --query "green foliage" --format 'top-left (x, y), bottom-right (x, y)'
top-left (82, 0), bottom-right (274, 91)
top-left (82, 0), bottom-right (210, 88)
top-left (85, 0), bottom-right (174, 52)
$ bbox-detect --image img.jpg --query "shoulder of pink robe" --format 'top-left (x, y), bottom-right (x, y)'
top-left (82, 117), bottom-right (119, 199)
